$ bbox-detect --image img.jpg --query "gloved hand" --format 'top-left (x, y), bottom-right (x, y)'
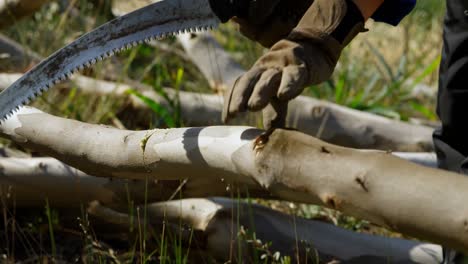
top-left (222, 0), bottom-right (366, 129)
top-left (231, 0), bottom-right (314, 48)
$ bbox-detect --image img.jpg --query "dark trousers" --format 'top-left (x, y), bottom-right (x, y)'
top-left (434, 0), bottom-right (468, 173)
top-left (433, 0), bottom-right (468, 262)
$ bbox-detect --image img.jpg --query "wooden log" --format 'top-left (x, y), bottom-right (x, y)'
top-left (1, 107), bottom-right (466, 251)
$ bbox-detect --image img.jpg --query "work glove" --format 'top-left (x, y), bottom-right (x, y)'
top-left (222, 0), bottom-right (366, 129)
top-left (231, 0), bottom-right (314, 48)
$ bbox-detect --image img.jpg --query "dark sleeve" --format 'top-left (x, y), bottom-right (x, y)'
top-left (371, 0), bottom-right (417, 26)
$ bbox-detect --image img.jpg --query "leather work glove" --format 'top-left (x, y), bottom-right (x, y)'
top-left (222, 0), bottom-right (366, 129)
top-left (231, 0), bottom-right (314, 48)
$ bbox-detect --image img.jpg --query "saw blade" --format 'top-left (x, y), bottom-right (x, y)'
top-left (0, 0), bottom-right (220, 123)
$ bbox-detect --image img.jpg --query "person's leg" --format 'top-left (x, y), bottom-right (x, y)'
top-left (433, 1), bottom-right (468, 262)
top-left (434, 0), bottom-right (468, 173)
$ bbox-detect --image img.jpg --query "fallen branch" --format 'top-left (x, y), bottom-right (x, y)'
top-left (1, 107), bottom-right (467, 251)
top-left (0, 155), bottom-right (441, 261)
top-left (177, 33), bottom-right (246, 93)
top-left (89, 198), bottom-right (443, 263)
top-left (0, 145), bottom-right (28, 157)
top-left (392, 152), bottom-right (437, 168)
top-left (0, 156), bottom-right (274, 208)
top-left (0, 73), bottom-right (225, 127)
top-left (0, 34), bottom-right (41, 72)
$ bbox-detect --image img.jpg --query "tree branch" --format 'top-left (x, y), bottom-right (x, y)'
top-left (0, 34), bottom-right (41, 72)
top-left (1, 107), bottom-right (466, 251)
top-left (89, 198), bottom-right (443, 263)
top-left (0, 156), bottom-right (270, 207)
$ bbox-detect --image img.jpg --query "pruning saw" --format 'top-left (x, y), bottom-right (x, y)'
top-left (0, 0), bottom-right (256, 122)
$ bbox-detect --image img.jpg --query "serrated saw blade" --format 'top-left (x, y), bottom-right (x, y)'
top-left (0, 0), bottom-right (220, 122)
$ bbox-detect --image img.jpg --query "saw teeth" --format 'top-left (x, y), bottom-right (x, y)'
top-left (0, 23), bottom-right (218, 123)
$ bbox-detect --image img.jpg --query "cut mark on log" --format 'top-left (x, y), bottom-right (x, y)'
top-left (321, 146), bottom-right (331, 154)
top-left (140, 131), bottom-right (155, 153)
top-left (355, 174), bottom-right (369, 192)
top-left (140, 131), bottom-right (156, 167)
top-left (253, 131), bottom-right (272, 153)
top-left (324, 195), bottom-right (341, 210)
top-left (38, 162), bottom-right (47, 171)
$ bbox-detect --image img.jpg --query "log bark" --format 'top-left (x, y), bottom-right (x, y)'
top-left (89, 198), bottom-right (444, 263)
top-left (1, 107), bottom-right (467, 252)
top-left (0, 0), bottom-right (49, 29)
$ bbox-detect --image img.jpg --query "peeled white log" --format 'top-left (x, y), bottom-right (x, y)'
top-left (0, 157), bottom-right (271, 207)
top-left (177, 33), bottom-right (246, 93)
top-left (0, 146), bottom-right (29, 158)
top-left (0, 157), bottom-right (117, 206)
top-left (0, 73), bottom-right (223, 127)
top-left (0, 154), bottom-right (442, 261)
top-left (0, 155), bottom-right (445, 262)
top-left (90, 198), bottom-right (444, 263)
top-left (1, 107), bottom-right (467, 251)
top-left (393, 152), bottom-right (437, 168)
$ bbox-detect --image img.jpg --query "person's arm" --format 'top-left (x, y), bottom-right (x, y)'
top-left (223, 0), bottom-right (383, 129)
top-left (353, 0), bottom-right (385, 20)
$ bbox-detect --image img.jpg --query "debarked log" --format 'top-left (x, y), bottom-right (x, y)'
top-left (0, 156), bottom-right (444, 263)
top-left (0, 106), bottom-right (466, 252)
top-left (89, 198), bottom-right (444, 264)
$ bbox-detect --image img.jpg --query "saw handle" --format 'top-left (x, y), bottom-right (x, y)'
top-left (208, 0), bottom-right (250, 23)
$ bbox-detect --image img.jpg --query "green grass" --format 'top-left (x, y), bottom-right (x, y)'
top-left (0, 0), bottom-right (447, 262)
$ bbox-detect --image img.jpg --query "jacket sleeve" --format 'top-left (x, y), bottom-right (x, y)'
top-left (371, 0), bottom-right (417, 26)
